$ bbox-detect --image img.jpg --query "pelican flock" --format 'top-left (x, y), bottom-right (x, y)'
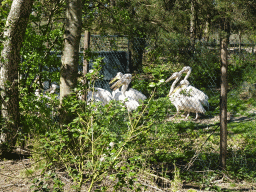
top-left (80, 71), bottom-right (146, 112)
top-left (33, 66), bottom-right (208, 119)
top-left (165, 66), bottom-right (209, 120)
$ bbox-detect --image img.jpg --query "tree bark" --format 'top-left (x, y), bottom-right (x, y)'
top-left (129, 37), bottom-right (146, 73)
top-left (0, 0), bottom-right (33, 147)
top-left (190, 0), bottom-right (196, 50)
top-left (220, 18), bottom-right (229, 170)
top-left (60, 0), bottom-right (82, 124)
top-left (204, 16), bottom-right (210, 42)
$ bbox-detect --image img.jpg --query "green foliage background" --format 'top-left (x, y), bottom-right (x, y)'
top-left (0, 0), bottom-right (256, 191)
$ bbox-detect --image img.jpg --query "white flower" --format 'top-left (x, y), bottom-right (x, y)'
top-left (109, 142), bottom-right (115, 148)
top-left (100, 154), bottom-right (106, 162)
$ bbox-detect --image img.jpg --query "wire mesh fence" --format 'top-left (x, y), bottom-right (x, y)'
top-left (33, 32), bottom-right (256, 128)
top-left (20, 30), bottom-right (255, 141)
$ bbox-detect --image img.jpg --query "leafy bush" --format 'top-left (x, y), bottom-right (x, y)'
top-left (31, 93), bottom-right (153, 191)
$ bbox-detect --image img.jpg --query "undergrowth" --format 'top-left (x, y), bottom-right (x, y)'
top-left (1, 44), bottom-right (256, 191)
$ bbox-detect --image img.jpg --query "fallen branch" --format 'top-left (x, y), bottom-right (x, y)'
top-left (0, 183), bottom-right (26, 189)
top-left (143, 171), bottom-right (172, 184)
top-left (137, 179), bottom-right (164, 192)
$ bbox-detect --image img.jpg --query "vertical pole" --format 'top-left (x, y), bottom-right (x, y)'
top-left (220, 19), bottom-right (229, 170)
top-left (238, 30), bottom-right (242, 53)
top-left (82, 30), bottom-right (90, 100)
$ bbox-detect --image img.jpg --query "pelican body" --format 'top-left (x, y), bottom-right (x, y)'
top-left (77, 70), bottom-right (114, 106)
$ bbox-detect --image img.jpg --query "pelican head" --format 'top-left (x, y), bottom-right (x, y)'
top-left (109, 72), bottom-right (124, 84)
top-left (110, 73), bottom-right (132, 91)
top-left (49, 84), bottom-right (59, 94)
top-left (180, 66), bottom-right (191, 73)
top-left (165, 72), bottom-right (181, 83)
top-left (180, 66), bottom-right (191, 81)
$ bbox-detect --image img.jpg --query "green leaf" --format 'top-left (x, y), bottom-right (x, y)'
top-left (148, 82), bottom-right (156, 87)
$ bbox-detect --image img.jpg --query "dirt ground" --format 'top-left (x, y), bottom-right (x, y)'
top-left (0, 152), bottom-right (33, 192)
top-left (167, 109), bottom-right (256, 125)
top-left (1, 155), bottom-right (256, 192)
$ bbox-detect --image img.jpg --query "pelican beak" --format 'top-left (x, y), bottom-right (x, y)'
top-left (165, 73), bottom-right (177, 83)
top-left (110, 79), bottom-right (123, 90)
top-left (109, 75), bottom-right (119, 84)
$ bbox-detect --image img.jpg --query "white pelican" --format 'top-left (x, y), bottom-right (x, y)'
top-left (110, 73), bottom-right (140, 111)
top-left (77, 71), bottom-right (113, 106)
top-left (46, 84), bottom-right (59, 94)
top-left (179, 79), bottom-right (209, 108)
top-left (178, 66), bottom-right (209, 109)
top-left (165, 71), bottom-right (206, 120)
top-left (35, 84), bottom-right (59, 100)
top-left (41, 84), bottom-right (60, 100)
top-left (109, 72), bottom-right (147, 104)
top-left (34, 84), bottom-right (59, 120)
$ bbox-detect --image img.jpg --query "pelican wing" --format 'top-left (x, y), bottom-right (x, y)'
top-left (125, 88), bottom-right (147, 103)
top-left (124, 98), bottom-right (140, 112)
top-left (87, 87), bottom-right (113, 106)
top-left (170, 94), bottom-right (206, 114)
top-left (181, 85), bottom-right (209, 107)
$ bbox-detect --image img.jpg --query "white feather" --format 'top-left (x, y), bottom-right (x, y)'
top-left (179, 80), bottom-right (209, 108)
top-left (86, 87), bottom-right (113, 106)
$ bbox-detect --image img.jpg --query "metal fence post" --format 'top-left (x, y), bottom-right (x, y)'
top-left (82, 30), bottom-right (90, 100)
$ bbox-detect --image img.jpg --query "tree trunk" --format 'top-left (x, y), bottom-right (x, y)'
top-left (60, 0), bottom-right (82, 124)
top-left (220, 18), bottom-right (229, 170)
top-left (0, 0), bottom-right (33, 147)
top-left (204, 17), bottom-right (210, 42)
top-left (190, 0), bottom-right (196, 50)
top-left (129, 37), bottom-right (146, 73)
